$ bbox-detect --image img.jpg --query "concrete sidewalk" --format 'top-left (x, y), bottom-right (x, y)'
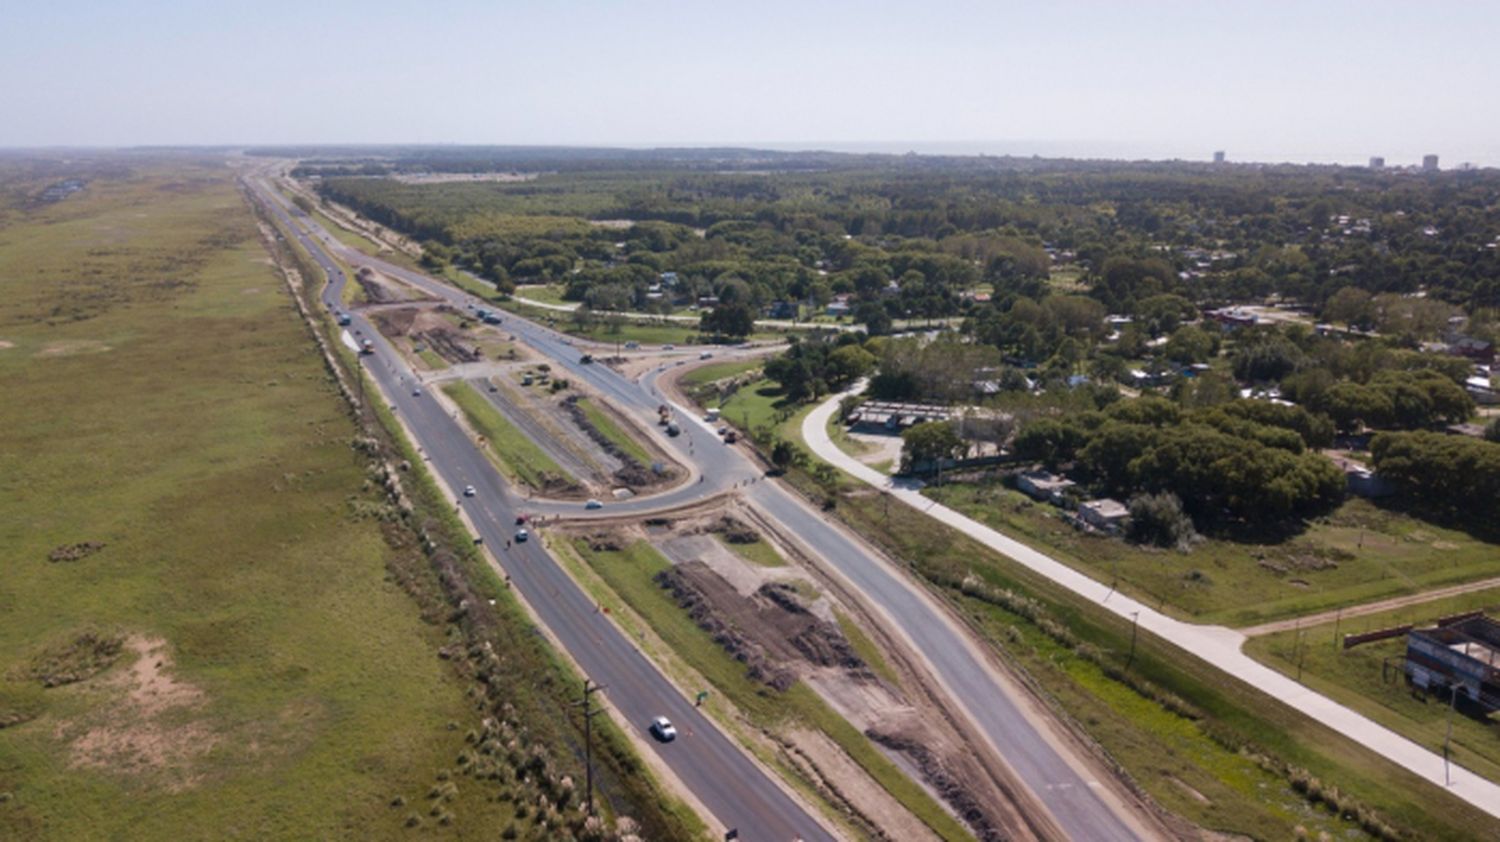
top-left (803, 385), bottom-right (1500, 822)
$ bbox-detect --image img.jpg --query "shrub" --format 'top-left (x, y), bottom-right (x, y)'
top-left (1126, 492), bottom-right (1198, 549)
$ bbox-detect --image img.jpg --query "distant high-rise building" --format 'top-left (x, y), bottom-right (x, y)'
top-left (1369, 156), bottom-right (1385, 169)
top-left (1212, 150), bottom-right (1226, 164)
top-left (1422, 154), bottom-right (1440, 172)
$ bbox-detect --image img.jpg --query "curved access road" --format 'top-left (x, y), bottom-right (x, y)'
top-left (275, 186), bottom-right (1159, 840)
top-left (249, 177), bottom-right (839, 842)
top-left (802, 385), bottom-right (1500, 823)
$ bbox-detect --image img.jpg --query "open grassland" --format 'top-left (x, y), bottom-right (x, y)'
top-left (0, 160), bottom-right (512, 839)
top-left (924, 482), bottom-right (1500, 627)
top-left (1245, 587), bottom-right (1500, 785)
top-left (570, 540), bottom-right (972, 842)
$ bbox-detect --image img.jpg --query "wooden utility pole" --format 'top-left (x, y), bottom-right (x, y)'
top-left (573, 679), bottom-right (605, 815)
top-left (1126, 611), bottom-right (1140, 670)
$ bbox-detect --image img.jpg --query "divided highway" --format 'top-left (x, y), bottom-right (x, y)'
top-left (252, 179), bottom-right (1156, 841)
top-left (249, 180), bottom-right (837, 842)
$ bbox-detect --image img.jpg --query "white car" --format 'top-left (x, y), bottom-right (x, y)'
top-left (462, 485), bottom-right (476, 497)
top-left (585, 499), bottom-right (603, 510)
top-left (649, 716), bottom-right (677, 742)
top-left (662, 344), bottom-right (675, 350)
top-left (699, 351), bottom-right (713, 360)
top-left (514, 528), bottom-right (529, 543)
top-left (412, 387), bottom-right (422, 397)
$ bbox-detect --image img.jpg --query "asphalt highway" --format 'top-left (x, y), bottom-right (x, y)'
top-left (250, 180), bottom-right (837, 842)
top-left (254, 179), bottom-right (1151, 840)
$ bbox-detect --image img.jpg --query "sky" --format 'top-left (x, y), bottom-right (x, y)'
top-left (3, 0), bottom-right (1498, 166)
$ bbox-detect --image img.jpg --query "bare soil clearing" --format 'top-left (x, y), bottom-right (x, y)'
top-left (582, 510), bottom-right (1045, 840)
top-left (63, 636), bottom-right (218, 791)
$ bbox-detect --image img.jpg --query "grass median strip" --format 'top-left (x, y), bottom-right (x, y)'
top-left (441, 380), bottom-right (569, 491)
top-left (576, 396), bottom-right (653, 466)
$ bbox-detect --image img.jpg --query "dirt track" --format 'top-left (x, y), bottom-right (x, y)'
top-left (1240, 575), bottom-right (1500, 637)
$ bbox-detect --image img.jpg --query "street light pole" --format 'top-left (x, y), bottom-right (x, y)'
top-left (1126, 611), bottom-right (1140, 670)
top-left (573, 678), bottom-right (605, 815)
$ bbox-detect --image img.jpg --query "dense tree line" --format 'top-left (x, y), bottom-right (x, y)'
top-left (1370, 432), bottom-right (1500, 523)
top-left (1013, 397), bottom-right (1345, 525)
top-left (310, 155), bottom-right (1500, 329)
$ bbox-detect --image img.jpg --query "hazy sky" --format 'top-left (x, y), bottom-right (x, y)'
top-left (3, 0), bottom-right (1497, 165)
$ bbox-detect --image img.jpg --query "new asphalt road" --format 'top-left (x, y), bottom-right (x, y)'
top-left (250, 180), bottom-right (836, 842)
top-left (253, 179), bottom-right (1152, 840)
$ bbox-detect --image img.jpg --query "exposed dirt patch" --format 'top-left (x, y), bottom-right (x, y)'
top-left (867, 729), bottom-right (1005, 842)
top-left (654, 561), bottom-right (867, 691)
top-left (47, 541), bottom-right (106, 563)
top-left (784, 727), bottom-right (942, 842)
top-left (27, 630), bottom-right (125, 687)
top-left (415, 324), bottom-right (481, 365)
top-left (1168, 775), bottom-right (1211, 805)
top-left (63, 636), bottom-right (218, 791)
top-left (35, 339), bottom-right (111, 357)
top-left (0, 339), bottom-right (14, 349)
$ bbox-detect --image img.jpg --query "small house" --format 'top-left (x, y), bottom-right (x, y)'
top-left (1078, 498), bottom-right (1129, 532)
top-left (1016, 471), bottom-right (1076, 505)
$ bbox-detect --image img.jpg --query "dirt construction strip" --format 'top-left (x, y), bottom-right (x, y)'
top-left (1240, 576), bottom-right (1500, 637)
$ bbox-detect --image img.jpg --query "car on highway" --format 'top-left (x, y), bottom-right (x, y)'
top-left (514, 528), bottom-right (529, 543)
top-left (585, 499), bottom-right (603, 510)
top-left (462, 485), bottom-right (476, 497)
top-left (649, 716), bottom-right (677, 742)
top-left (579, 353), bottom-right (594, 364)
top-left (662, 344), bottom-right (675, 350)
top-left (412, 387), bottom-right (422, 396)
top-left (515, 514), bottom-right (528, 525)
top-left (700, 351), bottom-right (713, 359)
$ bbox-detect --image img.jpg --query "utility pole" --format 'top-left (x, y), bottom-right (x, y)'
top-left (1126, 611), bottom-right (1140, 670)
top-left (573, 678), bottom-right (605, 815)
top-left (1444, 686), bottom-right (1457, 786)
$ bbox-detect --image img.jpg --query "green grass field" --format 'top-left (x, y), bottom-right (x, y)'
top-left (570, 539), bottom-right (971, 842)
top-left (924, 482), bottom-right (1500, 627)
top-left (0, 160), bottom-right (513, 839)
top-left (679, 359), bottom-right (763, 393)
top-left (440, 381), bottom-right (573, 492)
top-left (714, 534), bottom-right (786, 568)
top-left (575, 397), bottom-right (653, 465)
top-left (781, 464), bottom-right (1499, 839)
top-left (1245, 587), bottom-right (1500, 785)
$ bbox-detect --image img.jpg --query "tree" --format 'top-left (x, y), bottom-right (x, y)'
top-left (770, 439), bottom-right (805, 473)
top-left (1317, 382), bottom-right (1392, 433)
top-left (1323, 286), bottom-right (1374, 332)
top-left (900, 421), bottom-right (965, 473)
top-left (1231, 330), bottom-right (1306, 382)
top-left (1371, 432), bottom-right (1500, 523)
top-left (1127, 492), bottom-right (1198, 549)
top-left (701, 301), bottom-right (755, 340)
top-left (1164, 325), bottom-right (1216, 364)
top-left (855, 301), bottom-right (892, 336)
top-left (827, 345), bottom-right (876, 385)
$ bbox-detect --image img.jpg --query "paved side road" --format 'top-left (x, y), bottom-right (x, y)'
top-left (803, 385), bottom-right (1500, 822)
top-left (258, 179), bottom-right (1159, 841)
top-left (251, 177), bottom-right (839, 842)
